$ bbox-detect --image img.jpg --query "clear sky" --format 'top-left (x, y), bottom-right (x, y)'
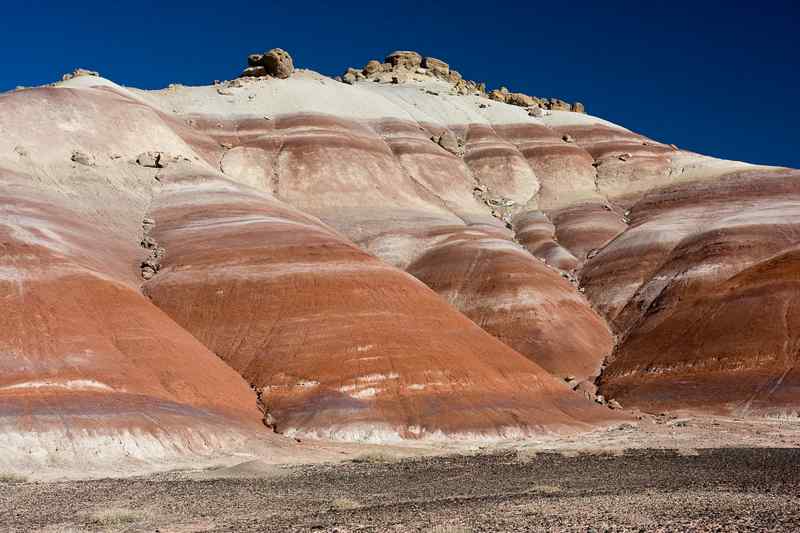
top-left (3, 1), bottom-right (798, 168)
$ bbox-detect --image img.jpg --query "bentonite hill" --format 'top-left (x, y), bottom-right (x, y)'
top-left (1, 47), bottom-right (798, 486)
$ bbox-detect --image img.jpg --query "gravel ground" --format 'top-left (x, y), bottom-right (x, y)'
top-left (3, 447), bottom-right (800, 532)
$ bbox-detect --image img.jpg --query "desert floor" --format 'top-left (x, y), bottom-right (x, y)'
top-left (4, 415), bottom-right (800, 532)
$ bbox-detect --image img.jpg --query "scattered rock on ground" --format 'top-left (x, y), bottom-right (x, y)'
top-left (528, 105), bottom-right (543, 117)
top-left (136, 151), bottom-right (162, 168)
top-left (431, 130), bottom-right (463, 156)
top-left (70, 150), bottom-right (95, 166)
top-left (575, 380), bottom-right (598, 398)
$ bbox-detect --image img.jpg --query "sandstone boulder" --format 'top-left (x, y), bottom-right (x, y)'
top-left (240, 66), bottom-right (267, 77)
top-left (549, 98), bottom-right (571, 111)
top-left (506, 92), bottom-right (538, 107)
top-left (61, 68), bottom-right (99, 81)
top-left (528, 105), bottom-right (543, 117)
top-left (385, 50), bottom-right (422, 70)
top-left (136, 151), bottom-right (163, 168)
top-left (488, 89), bottom-right (507, 103)
top-left (423, 56), bottom-right (450, 78)
top-left (431, 130), bottom-right (463, 156)
top-left (262, 48), bottom-right (294, 79)
top-left (70, 150), bottom-right (95, 166)
top-left (248, 54), bottom-right (264, 67)
top-left (575, 380), bottom-right (598, 397)
top-left (454, 80), bottom-right (472, 95)
top-left (572, 101), bottom-right (586, 113)
top-left (342, 67), bottom-right (365, 85)
top-left (363, 60), bottom-right (383, 76)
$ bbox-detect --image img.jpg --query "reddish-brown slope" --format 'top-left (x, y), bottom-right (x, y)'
top-left (143, 168), bottom-right (619, 441)
top-left (407, 228), bottom-right (613, 380)
top-left (196, 114), bottom-right (615, 386)
top-left (601, 247), bottom-right (800, 415)
top-left (585, 170), bottom-right (800, 413)
top-left (0, 178), bottom-right (269, 470)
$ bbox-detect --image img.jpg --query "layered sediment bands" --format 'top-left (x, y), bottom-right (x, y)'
top-left (494, 123), bottom-right (600, 209)
top-left (143, 169), bottom-right (618, 442)
top-left (549, 123), bottom-right (673, 201)
top-left (462, 123), bottom-right (539, 206)
top-left (407, 229), bottom-right (613, 381)
top-left (178, 112), bottom-right (615, 389)
top-left (549, 203), bottom-right (628, 266)
top-left (588, 170), bottom-right (800, 413)
top-left (513, 211), bottom-right (579, 270)
top-left (0, 183), bottom-right (269, 472)
top-left (200, 113), bottom-right (466, 269)
top-left (601, 248), bottom-right (800, 415)
top-left (6, 65), bottom-right (798, 460)
top-left (373, 118), bottom-right (497, 227)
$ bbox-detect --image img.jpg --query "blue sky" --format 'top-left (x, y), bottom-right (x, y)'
top-left (3, 1), bottom-right (798, 168)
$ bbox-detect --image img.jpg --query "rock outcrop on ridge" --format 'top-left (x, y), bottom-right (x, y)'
top-left (240, 48), bottom-right (294, 79)
top-left (1, 47), bottom-right (797, 474)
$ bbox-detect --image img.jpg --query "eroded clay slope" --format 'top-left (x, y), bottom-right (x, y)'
top-left (0, 74), bottom-right (624, 467)
top-left (0, 86), bottom-right (300, 473)
top-left (150, 74), bottom-right (615, 381)
top-left (118, 63), bottom-right (798, 414)
top-left (583, 169), bottom-right (800, 414)
top-left (3, 45), bottom-right (795, 474)
top-left (142, 166), bottom-right (618, 442)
